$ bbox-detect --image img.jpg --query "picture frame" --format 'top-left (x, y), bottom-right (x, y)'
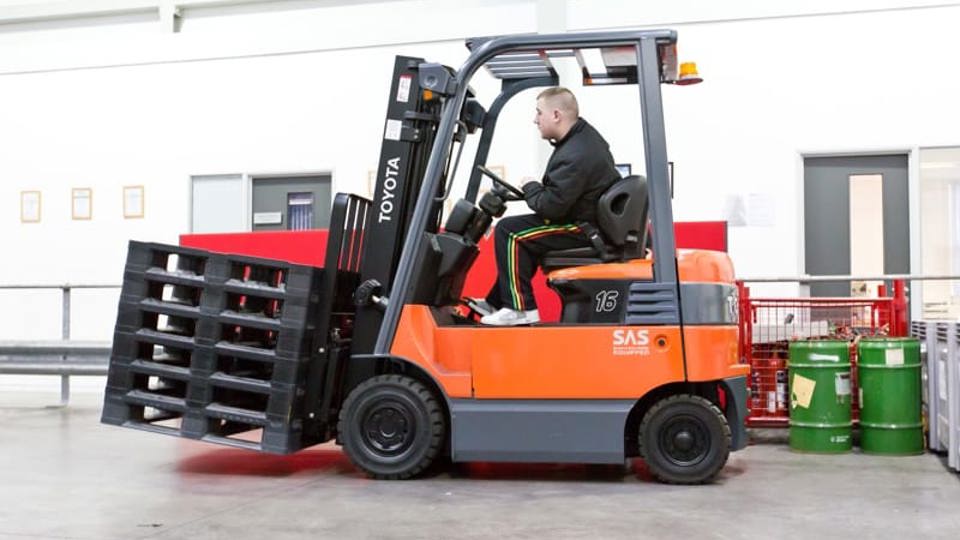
top-left (72, 188), bottom-right (92, 220)
top-left (123, 185), bottom-right (145, 219)
top-left (20, 191), bottom-right (41, 223)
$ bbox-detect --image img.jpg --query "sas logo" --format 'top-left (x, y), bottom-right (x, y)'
top-left (612, 329), bottom-right (650, 356)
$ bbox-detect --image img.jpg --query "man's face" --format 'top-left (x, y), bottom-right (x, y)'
top-left (534, 97), bottom-right (558, 140)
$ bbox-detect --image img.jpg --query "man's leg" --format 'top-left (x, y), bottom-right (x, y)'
top-left (489, 215), bottom-right (541, 311)
top-left (492, 215), bottom-right (589, 311)
top-left (507, 222), bottom-right (593, 310)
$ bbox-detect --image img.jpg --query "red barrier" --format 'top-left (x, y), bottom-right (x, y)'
top-left (180, 230), bottom-right (329, 268)
top-left (181, 221), bottom-right (728, 323)
top-left (674, 221), bottom-right (727, 251)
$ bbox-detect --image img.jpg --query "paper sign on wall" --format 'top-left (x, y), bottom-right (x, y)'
top-left (253, 212), bottom-right (282, 225)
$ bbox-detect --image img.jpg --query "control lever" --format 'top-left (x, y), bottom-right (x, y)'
top-left (354, 279), bottom-right (389, 311)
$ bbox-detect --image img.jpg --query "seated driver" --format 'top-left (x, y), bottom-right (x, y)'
top-left (478, 87), bottom-right (620, 326)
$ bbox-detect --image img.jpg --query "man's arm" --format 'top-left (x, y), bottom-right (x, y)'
top-left (522, 157), bottom-right (587, 221)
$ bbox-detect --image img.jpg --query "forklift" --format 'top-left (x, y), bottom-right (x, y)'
top-left (102, 29), bottom-right (748, 484)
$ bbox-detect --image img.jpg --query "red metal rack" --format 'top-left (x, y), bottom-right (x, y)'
top-left (738, 281), bottom-right (908, 427)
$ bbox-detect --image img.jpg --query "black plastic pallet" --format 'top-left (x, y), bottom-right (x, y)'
top-left (102, 241), bottom-right (326, 454)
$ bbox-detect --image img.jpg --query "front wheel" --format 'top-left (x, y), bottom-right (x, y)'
top-left (638, 394), bottom-right (731, 484)
top-left (338, 374), bottom-right (446, 480)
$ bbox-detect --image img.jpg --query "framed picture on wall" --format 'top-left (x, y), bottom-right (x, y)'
top-left (20, 191), bottom-right (41, 223)
top-left (123, 185), bottom-right (144, 219)
top-left (72, 188), bottom-right (92, 220)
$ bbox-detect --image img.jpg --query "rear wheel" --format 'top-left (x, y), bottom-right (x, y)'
top-left (338, 374), bottom-right (446, 480)
top-left (639, 394), bottom-right (731, 484)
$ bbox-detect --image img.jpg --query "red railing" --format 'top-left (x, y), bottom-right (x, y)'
top-left (737, 281), bottom-right (908, 427)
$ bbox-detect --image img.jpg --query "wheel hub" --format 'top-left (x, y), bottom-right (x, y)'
top-left (362, 403), bottom-right (415, 456)
top-left (673, 430), bottom-right (695, 451)
top-left (660, 415), bottom-right (709, 466)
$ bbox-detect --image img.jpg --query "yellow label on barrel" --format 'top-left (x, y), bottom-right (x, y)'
top-left (791, 373), bottom-right (816, 409)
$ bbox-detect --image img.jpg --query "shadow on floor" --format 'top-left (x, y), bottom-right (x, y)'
top-left (175, 445), bottom-right (750, 484)
top-left (177, 447), bottom-right (355, 477)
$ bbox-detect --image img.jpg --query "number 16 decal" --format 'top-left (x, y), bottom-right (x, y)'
top-left (595, 290), bottom-right (619, 312)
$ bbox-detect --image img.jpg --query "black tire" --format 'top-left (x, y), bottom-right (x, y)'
top-left (638, 394), bottom-right (731, 485)
top-left (338, 374), bottom-right (446, 480)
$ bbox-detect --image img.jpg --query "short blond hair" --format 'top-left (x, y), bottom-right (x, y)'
top-left (537, 87), bottom-right (579, 118)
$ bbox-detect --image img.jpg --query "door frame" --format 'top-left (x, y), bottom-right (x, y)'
top-left (795, 147), bottom-right (920, 319)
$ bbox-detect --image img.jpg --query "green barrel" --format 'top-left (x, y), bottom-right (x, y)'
top-left (788, 340), bottom-right (852, 453)
top-left (857, 338), bottom-right (923, 455)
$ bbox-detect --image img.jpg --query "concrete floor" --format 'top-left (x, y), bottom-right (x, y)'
top-left (1, 392), bottom-right (958, 540)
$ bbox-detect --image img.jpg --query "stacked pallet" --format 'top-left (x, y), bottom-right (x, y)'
top-left (101, 241), bottom-right (325, 454)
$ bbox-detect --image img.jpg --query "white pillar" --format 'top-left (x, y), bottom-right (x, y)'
top-left (534, 0), bottom-right (577, 175)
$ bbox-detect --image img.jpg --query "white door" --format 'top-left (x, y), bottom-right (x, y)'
top-left (191, 174), bottom-right (246, 233)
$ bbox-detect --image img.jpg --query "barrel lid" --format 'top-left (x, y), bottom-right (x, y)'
top-left (788, 339), bottom-right (850, 365)
top-left (858, 337), bottom-right (920, 346)
top-left (788, 339), bottom-right (849, 349)
top-left (858, 337), bottom-right (920, 366)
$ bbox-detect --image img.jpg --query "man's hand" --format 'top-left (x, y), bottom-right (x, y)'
top-left (520, 176), bottom-right (538, 193)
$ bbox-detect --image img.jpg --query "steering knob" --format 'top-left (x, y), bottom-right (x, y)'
top-left (354, 279), bottom-right (388, 311)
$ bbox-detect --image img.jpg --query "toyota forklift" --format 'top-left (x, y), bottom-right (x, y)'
top-left (102, 29), bottom-right (749, 484)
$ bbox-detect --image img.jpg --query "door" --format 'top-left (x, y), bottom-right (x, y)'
top-left (803, 155), bottom-right (910, 297)
top-left (191, 174), bottom-right (246, 233)
top-left (251, 175), bottom-right (331, 231)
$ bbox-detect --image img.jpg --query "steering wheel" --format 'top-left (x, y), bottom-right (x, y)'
top-left (477, 165), bottom-right (525, 201)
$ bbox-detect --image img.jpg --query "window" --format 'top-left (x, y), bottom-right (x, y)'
top-left (287, 192), bottom-right (314, 230)
top-left (919, 147), bottom-right (960, 318)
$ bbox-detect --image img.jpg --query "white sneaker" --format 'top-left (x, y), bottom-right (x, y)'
top-left (480, 307), bottom-right (540, 326)
top-left (466, 298), bottom-right (496, 316)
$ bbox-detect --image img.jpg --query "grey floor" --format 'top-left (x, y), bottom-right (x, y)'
top-left (1, 392), bottom-right (958, 540)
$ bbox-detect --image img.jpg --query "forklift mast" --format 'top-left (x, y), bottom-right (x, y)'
top-left (350, 56), bottom-right (443, 355)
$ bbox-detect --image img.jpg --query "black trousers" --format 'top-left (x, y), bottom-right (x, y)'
top-left (485, 214), bottom-right (591, 311)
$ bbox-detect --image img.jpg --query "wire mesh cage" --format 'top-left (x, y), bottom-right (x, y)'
top-left (738, 282), bottom-right (908, 427)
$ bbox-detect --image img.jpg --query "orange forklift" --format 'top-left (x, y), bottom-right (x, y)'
top-left (102, 29), bottom-right (749, 484)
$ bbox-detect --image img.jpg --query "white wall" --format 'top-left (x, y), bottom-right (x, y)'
top-left (0, 1), bottom-right (541, 339)
top-left (2, 0), bottom-right (958, 391)
top-left (571, 0), bottom-right (960, 295)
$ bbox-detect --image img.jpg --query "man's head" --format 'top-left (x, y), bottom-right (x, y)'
top-left (534, 87), bottom-right (579, 141)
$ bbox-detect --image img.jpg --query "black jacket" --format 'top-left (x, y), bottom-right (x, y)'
top-left (521, 118), bottom-right (620, 224)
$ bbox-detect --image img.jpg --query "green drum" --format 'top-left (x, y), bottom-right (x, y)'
top-left (788, 340), bottom-right (852, 453)
top-left (857, 338), bottom-right (923, 455)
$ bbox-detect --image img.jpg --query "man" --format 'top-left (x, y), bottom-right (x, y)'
top-left (479, 87), bottom-right (620, 326)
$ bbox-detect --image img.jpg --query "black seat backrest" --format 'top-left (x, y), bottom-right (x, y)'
top-left (596, 175), bottom-right (648, 257)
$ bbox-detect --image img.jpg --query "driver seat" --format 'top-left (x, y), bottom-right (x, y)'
top-left (541, 175), bottom-right (648, 272)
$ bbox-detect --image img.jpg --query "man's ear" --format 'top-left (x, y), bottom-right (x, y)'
top-left (551, 108), bottom-right (562, 123)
